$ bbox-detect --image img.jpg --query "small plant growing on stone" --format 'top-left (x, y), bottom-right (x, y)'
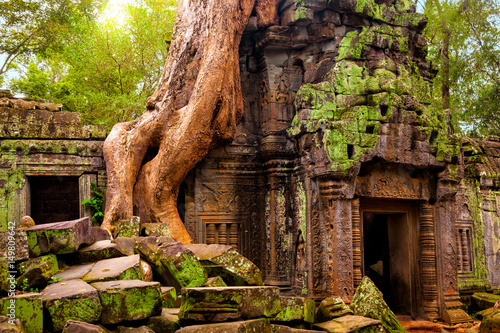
top-left (82, 182), bottom-right (106, 226)
top-left (49, 276), bottom-right (62, 284)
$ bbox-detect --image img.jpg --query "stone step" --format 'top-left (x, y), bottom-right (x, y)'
top-left (314, 315), bottom-right (385, 333)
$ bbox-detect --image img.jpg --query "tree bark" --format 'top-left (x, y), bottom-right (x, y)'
top-left (102, 0), bottom-right (276, 243)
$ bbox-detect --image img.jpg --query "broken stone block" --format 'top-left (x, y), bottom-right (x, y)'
top-left (141, 223), bottom-right (174, 237)
top-left (16, 254), bottom-right (59, 288)
top-left (350, 276), bottom-right (408, 333)
top-left (273, 296), bottom-right (316, 323)
top-left (480, 311), bottom-right (500, 333)
top-left (62, 320), bottom-right (109, 333)
top-left (91, 280), bottom-right (162, 325)
top-left (473, 293), bottom-right (500, 311)
top-left (203, 276), bottom-right (227, 287)
top-left (78, 240), bottom-right (125, 262)
top-left (0, 292), bottom-right (42, 333)
top-left (176, 318), bottom-right (273, 332)
top-left (179, 286), bottom-right (281, 322)
top-left (25, 217), bottom-right (93, 256)
top-left (18, 216), bottom-right (35, 229)
top-left (0, 316), bottom-right (23, 332)
top-left (83, 255), bottom-right (142, 283)
top-left (114, 216), bottom-right (140, 238)
top-left (314, 315), bottom-right (385, 332)
top-left (114, 237), bottom-right (137, 256)
top-left (0, 229), bottom-right (29, 261)
top-left (147, 308), bottom-right (180, 332)
top-left (316, 296), bottom-right (353, 322)
top-left (136, 241), bottom-right (207, 292)
top-left (41, 279), bottom-right (102, 331)
top-left (161, 286), bottom-right (177, 308)
top-left (117, 326), bottom-right (155, 333)
top-left (91, 227), bottom-right (111, 243)
top-left (272, 324), bottom-right (324, 333)
top-left (52, 263), bottom-right (94, 282)
top-left (186, 244), bottom-right (263, 286)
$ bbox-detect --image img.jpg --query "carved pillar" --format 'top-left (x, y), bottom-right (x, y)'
top-left (351, 198), bottom-right (362, 289)
top-left (318, 178), bottom-right (354, 299)
top-left (419, 203), bottom-right (439, 320)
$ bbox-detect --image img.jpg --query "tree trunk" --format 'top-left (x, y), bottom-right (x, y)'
top-left (102, 0), bottom-right (277, 243)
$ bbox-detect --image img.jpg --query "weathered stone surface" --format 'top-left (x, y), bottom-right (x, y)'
top-left (314, 315), bottom-right (385, 332)
top-left (0, 293), bottom-right (42, 333)
top-left (52, 263), bottom-right (94, 282)
top-left (141, 260), bottom-right (153, 282)
top-left (480, 311), bottom-right (500, 333)
top-left (90, 279), bottom-right (162, 325)
top-left (136, 241), bottom-right (207, 292)
top-left (117, 326), bottom-right (155, 333)
top-left (473, 293), bottom-right (500, 310)
top-left (147, 308), bottom-right (180, 333)
top-left (179, 286), bottom-right (281, 322)
top-left (176, 318), bottom-right (273, 332)
top-left (91, 227), bottom-right (111, 243)
top-left (273, 296), bottom-right (315, 323)
top-left (18, 216), bottom-right (35, 229)
top-left (271, 324), bottom-right (324, 333)
top-left (350, 277), bottom-right (408, 333)
top-left (0, 229), bottom-right (29, 261)
top-left (41, 279), bottom-right (102, 331)
top-left (186, 244), bottom-right (263, 286)
top-left (203, 276), bottom-right (227, 287)
top-left (62, 320), bottom-right (109, 333)
top-left (83, 255), bottom-right (142, 283)
top-left (161, 286), bottom-right (177, 308)
top-left (16, 254), bottom-right (59, 288)
top-left (0, 315), bottom-right (24, 332)
top-left (141, 223), bottom-right (174, 237)
top-left (78, 240), bottom-right (125, 262)
top-left (114, 216), bottom-right (140, 238)
top-left (317, 296), bottom-right (353, 322)
top-left (113, 237), bottom-right (137, 256)
top-left (0, 257), bottom-right (14, 292)
top-left (25, 217), bottom-right (93, 256)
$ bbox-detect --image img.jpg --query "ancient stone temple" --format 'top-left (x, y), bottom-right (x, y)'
top-left (1, 0), bottom-right (500, 326)
top-left (0, 90), bottom-right (107, 228)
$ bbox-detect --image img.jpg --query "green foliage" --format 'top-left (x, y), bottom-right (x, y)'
top-left (423, 0), bottom-right (500, 137)
top-left (81, 182), bottom-right (106, 226)
top-left (6, 0), bottom-right (176, 129)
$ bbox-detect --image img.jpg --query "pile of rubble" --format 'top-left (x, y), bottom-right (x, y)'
top-left (0, 216), bottom-right (494, 332)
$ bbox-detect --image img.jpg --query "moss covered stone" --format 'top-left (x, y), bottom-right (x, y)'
top-left (316, 296), bottom-right (353, 322)
top-left (52, 263), bottom-right (95, 282)
top-left (473, 293), bottom-right (500, 311)
top-left (160, 286), bottom-right (177, 308)
top-left (177, 318), bottom-right (272, 332)
top-left (179, 286), bottom-right (281, 322)
top-left (41, 279), bottom-right (102, 331)
top-left (114, 216), bottom-right (140, 238)
top-left (272, 296), bottom-right (316, 323)
top-left (16, 254), bottom-right (59, 288)
top-left (350, 276), bottom-right (407, 333)
top-left (78, 240), bottom-right (126, 262)
top-left (147, 308), bottom-right (180, 333)
top-left (91, 279), bottom-right (162, 325)
top-left (83, 255), bottom-right (142, 283)
top-left (0, 292), bottom-right (43, 333)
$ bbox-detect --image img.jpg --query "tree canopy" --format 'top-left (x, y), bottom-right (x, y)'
top-left (3, 0), bottom-right (176, 128)
top-left (422, 0), bottom-right (500, 137)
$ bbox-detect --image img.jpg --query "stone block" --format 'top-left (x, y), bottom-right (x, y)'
top-left (480, 311), bottom-right (500, 333)
top-left (161, 286), bottom-right (177, 308)
top-left (78, 240), bottom-right (125, 262)
top-left (282, 6), bottom-right (314, 26)
top-left (136, 241), bottom-right (207, 292)
top-left (473, 293), bottom-right (500, 310)
top-left (114, 237), bottom-right (137, 256)
top-left (41, 279), bottom-right (102, 331)
top-left (272, 324), bottom-right (324, 332)
top-left (16, 254), bottom-right (58, 288)
top-left (90, 280), bottom-right (162, 325)
top-left (314, 315), bottom-right (385, 332)
top-left (63, 320), bottom-right (109, 333)
top-left (203, 276), bottom-right (227, 287)
top-left (83, 255), bottom-right (142, 283)
top-left (176, 318), bottom-right (272, 332)
top-left (0, 292), bottom-right (42, 333)
top-left (0, 315), bottom-right (23, 332)
top-left (0, 229), bottom-right (29, 261)
top-left (91, 227), bottom-right (111, 243)
top-left (114, 216), bottom-right (140, 238)
top-left (186, 244), bottom-right (262, 286)
top-left (0, 257), bottom-right (15, 293)
top-left (25, 217), bottom-right (93, 256)
top-left (321, 10), bottom-right (341, 25)
top-left (147, 308), bottom-right (180, 333)
top-left (140, 223), bottom-right (174, 237)
top-left (179, 286), bottom-right (281, 322)
top-left (117, 326), bottom-right (155, 333)
top-left (273, 296), bottom-right (315, 323)
top-left (52, 263), bottom-right (94, 282)
top-left (350, 276), bottom-right (408, 333)
top-left (316, 296), bottom-right (353, 322)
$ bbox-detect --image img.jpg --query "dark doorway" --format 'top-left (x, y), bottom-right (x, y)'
top-left (30, 176), bottom-right (80, 224)
top-left (363, 210), bottom-right (412, 315)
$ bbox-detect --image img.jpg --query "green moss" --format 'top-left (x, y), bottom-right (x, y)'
top-left (0, 294), bottom-right (43, 333)
top-left (46, 293), bottom-right (102, 331)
